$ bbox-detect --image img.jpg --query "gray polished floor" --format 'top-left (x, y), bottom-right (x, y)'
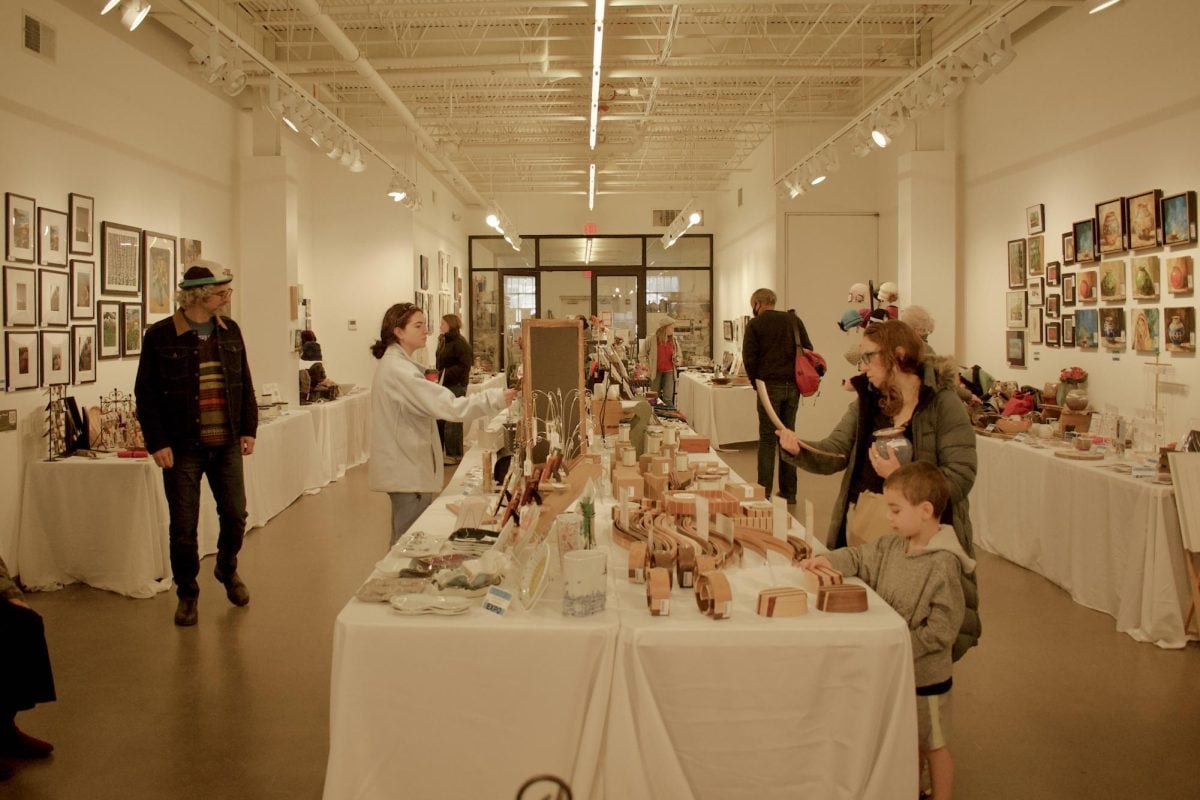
top-left (4, 446), bottom-right (1198, 799)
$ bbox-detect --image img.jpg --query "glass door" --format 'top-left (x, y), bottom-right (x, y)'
top-left (594, 272), bottom-right (640, 340)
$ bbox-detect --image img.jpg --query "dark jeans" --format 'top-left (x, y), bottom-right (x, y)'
top-left (161, 443), bottom-right (247, 598)
top-left (0, 600), bottom-right (56, 714)
top-left (756, 381), bottom-right (799, 501)
top-left (437, 384), bottom-right (467, 458)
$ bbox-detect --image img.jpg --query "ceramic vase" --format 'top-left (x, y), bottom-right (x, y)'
top-left (1065, 389), bottom-right (1089, 411)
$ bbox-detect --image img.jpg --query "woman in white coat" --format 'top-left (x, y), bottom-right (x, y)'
top-left (369, 302), bottom-right (517, 545)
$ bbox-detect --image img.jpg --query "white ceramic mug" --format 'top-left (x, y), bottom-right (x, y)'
top-left (562, 549), bottom-right (608, 617)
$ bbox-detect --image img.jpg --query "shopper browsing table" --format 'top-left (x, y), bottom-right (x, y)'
top-left (369, 303), bottom-right (517, 546)
top-left (742, 287), bottom-right (813, 504)
top-left (639, 315), bottom-right (682, 404)
top-left (777, 319), bottom-right (980, 660)
top-left (135, 262), bottom-right (257, 628)
top-left (0, 556), bottom-right (56, 776)
top-left (435, 313), bottom-right (473, 466)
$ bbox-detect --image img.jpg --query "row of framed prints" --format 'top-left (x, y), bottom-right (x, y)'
top-left (1021, 255), bottom-right (1193, 309)
top-left (1006, 306), bottom-right (1196, 366)
top-left (5, 327), bottom-right (100, 391)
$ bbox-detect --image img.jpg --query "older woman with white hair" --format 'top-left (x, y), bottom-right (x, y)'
top-left (640, 315), bottom-right (682, 404)
top-left (900, 305), bottom-right (936, 352)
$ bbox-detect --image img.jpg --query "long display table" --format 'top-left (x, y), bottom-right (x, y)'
top-left (674, 371), bottom-right (759, 447)
top-left (14, 391), bottom-right (372, 598)
top-left (323, 441), bottom-right (918, 800)
top-left (970, 434), bottom-right (1194, 648)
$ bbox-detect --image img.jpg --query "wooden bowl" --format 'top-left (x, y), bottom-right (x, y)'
top-left (996, 417), bottom-right (1033, 434)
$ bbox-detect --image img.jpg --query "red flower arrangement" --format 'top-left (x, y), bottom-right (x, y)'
top-left (1059, 366), bottom-right (1088, 384)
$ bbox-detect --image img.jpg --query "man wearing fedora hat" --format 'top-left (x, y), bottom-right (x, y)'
top-left (135, 261), bottom-right (258, 626)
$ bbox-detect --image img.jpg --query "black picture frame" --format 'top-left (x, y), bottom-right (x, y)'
top-left (1072, 219), bottom-right (1098, 263)
top-left (1007, 239), bottom-right (1027, 289)
top-left (1062, 273), bottom-right (1077, 307)
top-left (40, 329), bottom-right (72, 387)
top-left (98, 301), bottom-right (121, 360)
top-left (1127, 189), bottom-right (1162, 250)
top-left (1045, 322), bottom-right (1061, 348)
top-left (38, 268), bottom-right (70, 327)
top-left (69, 193), bottom-right (95, 256)
top-left (1161, 190), bottom-right (1197, 246)
top-left (121, 302), bottom-right (144, 357)
top-left (6, 192), bottom-right (36, 263)
top-left (1062, 314), bottom-right (1076, 347)
top-left (38, 207), bottom-right (69, 267)
top-left (70, 259), bottom-right (96, 320)
top-left (5, 330), bottom-right (40, 390)
top-left (1062, 232), bottom-right (1076, 265)
top-left (1005, 330), bottom-right (1026, 367)
top-left (142, 230), bottom-right (177, 325)
top-left (3, 265), bottom-right (38, 327)
top-left (1026, 203), bottom-right (1045, 235)
top-left (1046, 261), bottom-right (1061, 287)
top-left (1046, 294), bottom-right (1061, 319)
top-left (72, 324), bottom-right (97, 384)
top-left (1094, 197), bottom-right (1127, 255)
top-left (101, 221), bottom-right (142, 296)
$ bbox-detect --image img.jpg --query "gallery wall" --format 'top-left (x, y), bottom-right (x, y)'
top-left (956, 0), bottom-right (1200, 435)
top-left (0, 2), bottom-right (239, 565)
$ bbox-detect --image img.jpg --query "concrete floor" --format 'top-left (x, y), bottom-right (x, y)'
top-left (4, 444), bottom-right (1199, 799)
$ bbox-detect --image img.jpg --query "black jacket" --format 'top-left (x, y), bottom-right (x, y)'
top-left (135, 310), bottom-right (258, 453)
top-left (742, 308), bottom-right (814, 384)
top-left (436, 331), bottom-right (473, 388)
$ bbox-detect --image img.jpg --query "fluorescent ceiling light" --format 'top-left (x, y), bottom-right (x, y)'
top-left (588, 163), bottom-right (596, 210)
top-left (1089, 0), bottom-right (1122, 13)
top-left (100, 0), bottom-right (122, 13)
top-left (589, 1), bottom-right (605, 149)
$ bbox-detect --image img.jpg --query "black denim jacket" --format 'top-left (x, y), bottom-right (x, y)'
top-left (135, 310), bottom-right (258, 453)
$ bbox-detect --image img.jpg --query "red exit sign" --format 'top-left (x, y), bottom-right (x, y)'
top-left (583, 223), bottom-right (598, 235)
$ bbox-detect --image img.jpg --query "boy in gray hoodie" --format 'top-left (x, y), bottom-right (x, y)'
top-left (801, 461), bottom-right (974, 800)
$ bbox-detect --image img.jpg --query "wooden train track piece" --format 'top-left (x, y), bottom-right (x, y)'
top-left (694, 571), bottom-right (733, 619)
top-left (756, 587), bottom-right (809, 618)
top-left (647, 567), bottom-right (672, 616)
top-left (802, 564), bottom-right (844, 595)
top-left (628, 542), bottom-right (649, 583)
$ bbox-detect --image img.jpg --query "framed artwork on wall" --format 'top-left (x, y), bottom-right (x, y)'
top-left (5, 330), bottom-right (40, 390)
top-left (40, 329), bottom-right (71, 386)
top-left (142, 231), bottom-right (177, 324)
top-left (1131, 308), bottom-right (1159, 354)
top-left (1046, 261), bottom-right (1061, 287)
top-left (1131, 256), bottom-right (1160, 300)
top-left (6, 192), bottom-right (36, 263)
top-left (98, 301), bottom-right (121, 360)
top-left (1062, 232), bottom-right (1076, 265)
top-left (1164, 307), bottom-right (1195, 352)
top-left (1072, 219), bottom-right (1098, 263)
top-left (1026, 203), bottom-right (1045, 235)
top-left (1029, 308), bottom-right (1043, 345)
top-left (1062, 273), bottom-right (1077, 307)
top-left (1005, 330), bottom-right (1026, 367)
top-left (1062, 314), bottom-right (1076, 347)
top-left (1005, 291), bottom-right (1027, 329)
top-left (72, 325), bottom-right (97, 383)
top-left (1027, 235), bottom-right (1045, 276)
top-left (3, 265), bottom-right (38, 327)
top-left (722, 320), bottom-right (734, 341)
top-left (1075, 309), bottom-right (1098, 349)
top-left (1046, 294), bottom-right (1061, 318)
top-left (69, 193), bottom-right (95, 255)
top-left (70, 260), bottom-right (95, 320)
top-left (1161, 191), bottom-right (1197, 246)
top-left (39, 268), bottom-right (69, 327)
top-left (1099, 260), bottom-right (1126, 302)
top-left (1007, 239), bottom-right (1027, 288)
top-left (1100, 307), bottom-right (1126, 351)
top-left (1166, 256), bottom-right (1193, 295)
top-left (439, 251), bottom-right (450, 290)
top-left (101, 222), bottom-right (142, 296)
top-left (1029, 277), bottom-right (1044, 306)
top-left (419, 255), bottom-right (429, 291)
top-left (121, 302), bottom-right (144, 357)
top-left (1077, 269), bottom-right (1098, 303)
top-left (1045, 321), bottom-right (1061, 348)
top-left (1127, 190), bottom-right (1162, 249)
top-left (38, 208), bottom-right (69, 267)
top-left (1095, 197), bottom-right (1126, 254)
top-left (179, 237), bottom-right (202, 268)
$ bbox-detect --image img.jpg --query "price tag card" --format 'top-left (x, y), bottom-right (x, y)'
top-left (482, 585), bottom-right (514, 617)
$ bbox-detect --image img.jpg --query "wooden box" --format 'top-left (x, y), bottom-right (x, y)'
top-left (592, 398), bottom-right (625, 434)
top-left (643, 472), bottom-right (670, 501)
top-left (678, 436), bottom-right (711, 453)
top-left (1059, 409), bottom-right (1093, 434)
top-left (816, 584), bottom-right (869, 613)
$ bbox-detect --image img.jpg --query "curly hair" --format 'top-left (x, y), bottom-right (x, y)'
top-left (175, 284), bottom-right (228, 309)
top-left (862, 319), bottom-right (926, 418)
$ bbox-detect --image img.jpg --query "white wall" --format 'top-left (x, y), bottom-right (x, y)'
top-left (0, 2), bottom-right (238, 565)
top-left (957, 0), bottom-right (1200, 434)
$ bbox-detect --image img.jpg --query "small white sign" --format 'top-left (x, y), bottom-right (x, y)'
top-left (482, 585), bottom-right (514, 616)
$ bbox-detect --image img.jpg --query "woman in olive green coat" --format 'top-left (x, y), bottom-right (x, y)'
top-left (777, 320), bottom-right (980, 660)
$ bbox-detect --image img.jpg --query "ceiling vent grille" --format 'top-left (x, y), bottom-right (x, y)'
top-left (24, 13), bottom-right (56, 61)
top-left (652, 209), bottom-right (681, 227)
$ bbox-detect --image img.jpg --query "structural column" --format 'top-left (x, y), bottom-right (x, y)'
top-left (896, 150), bottom-right (957, 355)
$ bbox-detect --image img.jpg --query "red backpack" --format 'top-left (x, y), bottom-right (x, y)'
top-left (791, 313), bottom-right (826, 398)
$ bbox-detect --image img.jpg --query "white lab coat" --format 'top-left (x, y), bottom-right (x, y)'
top-left (368, 344), bottom-right (509, 493)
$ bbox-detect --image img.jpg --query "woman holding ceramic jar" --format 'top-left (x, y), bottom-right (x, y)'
top-left (776, 319), bottom-right (980, 660)
top-left (369, 302), bottom-right (518, 546)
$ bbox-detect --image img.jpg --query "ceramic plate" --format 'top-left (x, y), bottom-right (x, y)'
top-left (388, 594), bottom-right (471, 615)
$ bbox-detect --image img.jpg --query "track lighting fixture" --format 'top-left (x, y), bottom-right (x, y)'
top-left (348, 149), bottom-right (366, 173)
top-left (485, 206), bottom-right (522, 251)
top-left (1088, 0), bottom-right (1122, 13)
top-left (105, 1), bottom-right (151, 32)
top-left (661, 200), bottom-right (702, 248)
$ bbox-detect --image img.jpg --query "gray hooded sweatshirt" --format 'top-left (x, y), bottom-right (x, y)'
top-left (825, 525), bottom-right (976, 690)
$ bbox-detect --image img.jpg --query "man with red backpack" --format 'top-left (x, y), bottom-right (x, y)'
top-left (742, 287), bottom-right (814, 505)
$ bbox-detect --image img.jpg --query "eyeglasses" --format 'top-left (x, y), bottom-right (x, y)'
top-left (211, 288), bottom-right (233, 300)
top-left (858, 348), bottom-right (881, 366)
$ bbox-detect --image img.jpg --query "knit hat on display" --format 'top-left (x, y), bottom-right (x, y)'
top-left (876, 281), bottom-right (899, 304)
top-left (847, 282), bottom-right (870, 304)
top-left (179, 260), bottom-right (232, 289)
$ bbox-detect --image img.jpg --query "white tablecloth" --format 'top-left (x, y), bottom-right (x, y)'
top-left (306, 390), bottom-right (372, 485)
top-left (464, 372), bottom-right (506, 446)
top-left (970, 434), bottom-right (1195, 648)
top-left (16, 410), bottom-right (324, 598)
top-left (675, 371), bottom-right (759, 447)
top-left (324, 443), bottom-right (917, 800)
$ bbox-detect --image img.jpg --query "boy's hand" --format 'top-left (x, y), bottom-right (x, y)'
top-left (799, 555), bottom-right (832, 571)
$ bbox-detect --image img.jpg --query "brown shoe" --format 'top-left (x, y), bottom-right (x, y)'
top-left (2, 726), bottom-right (55, 759)
top-left (215, 570), bottom-right (250, 607)
top-left (174, 596), bottom-right (198, 626)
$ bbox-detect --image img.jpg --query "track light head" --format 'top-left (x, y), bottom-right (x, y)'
top-left (101, 0), bottom-right (122, 13)
top-left (122, 1), bottom-right (151, 31)
top-left (348, 150), bottom-right (366, 173)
